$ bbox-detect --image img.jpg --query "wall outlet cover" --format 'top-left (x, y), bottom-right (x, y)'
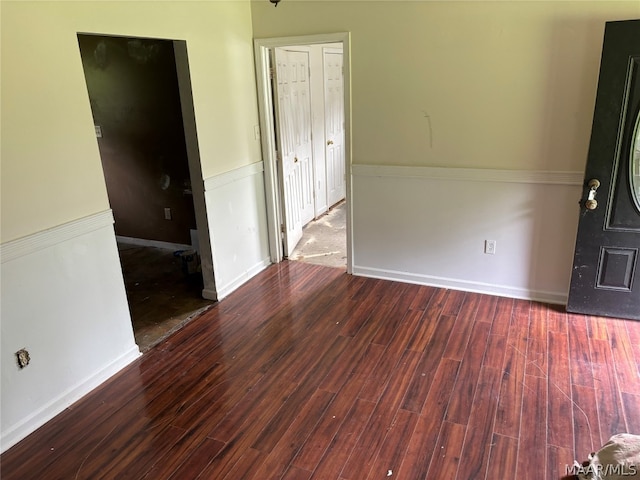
top-left (485, 240), bottom-right (497, 255)
top-left (16, 349), bottom-right (30, 368)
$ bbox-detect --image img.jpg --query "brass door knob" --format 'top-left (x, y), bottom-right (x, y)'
top-left (294, 157), bottom-right (299, 163)
top-left (327, 140), bottom-right (334, 145)
top-left (585, 199), bottom-right (598, 210)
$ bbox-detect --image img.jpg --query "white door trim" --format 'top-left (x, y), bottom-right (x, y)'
top-left (254, 32), bottom-right (353, 273)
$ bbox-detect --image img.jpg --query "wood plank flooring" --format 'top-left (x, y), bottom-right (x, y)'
top-left (2, 261), bottom-right (639, 480)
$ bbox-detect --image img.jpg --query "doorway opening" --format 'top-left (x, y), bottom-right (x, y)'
top-left (254, 33), bottom-right (353, 273)
top-left (77, 34), bottom-right (216, 351)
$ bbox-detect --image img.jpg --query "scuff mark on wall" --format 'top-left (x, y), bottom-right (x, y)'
top-left (422, 110), bottom-right (433, 149)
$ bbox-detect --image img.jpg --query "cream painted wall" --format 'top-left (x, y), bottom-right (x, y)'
top-left (1, 0), bottom-right (261, 243)
top-left (251, 0), bottom-right (639, 171)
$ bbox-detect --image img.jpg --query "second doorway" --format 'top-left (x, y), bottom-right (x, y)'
top-left (271, 43), bottom-right (346, 268)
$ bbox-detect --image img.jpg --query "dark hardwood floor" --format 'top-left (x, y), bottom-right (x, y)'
top-left (2, 261), bottom-right (638, 479)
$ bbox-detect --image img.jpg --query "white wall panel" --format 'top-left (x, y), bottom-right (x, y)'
top-left (0, 212), bottom-right (140, 452)
top-left (204, 162), bottom-right (271, 299)
top-left (352, 165), bottom-right (583, 304)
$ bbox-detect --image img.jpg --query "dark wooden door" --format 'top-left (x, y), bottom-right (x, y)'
top-left (567, 20), bottom-right (640, 321)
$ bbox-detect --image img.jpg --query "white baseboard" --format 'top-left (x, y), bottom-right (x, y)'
top-left (352, 265), bottom-right (568, 305)
top-left (215, 257), bottom-right (271, 300)
top-left (1, 345), bottom-right (140, 453)
top-left (116, 235), bottom-right (192, 251)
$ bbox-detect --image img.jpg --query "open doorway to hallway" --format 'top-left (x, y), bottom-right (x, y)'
top-left (77, 34), bottom-right (214, 351)
top-left (260, 39), bottom-right (348, 270)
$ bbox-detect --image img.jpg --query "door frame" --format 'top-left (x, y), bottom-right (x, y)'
top-left (174, 40), bottom-right (217, 299)
top-left (254, 33), bottom-right (353, 273)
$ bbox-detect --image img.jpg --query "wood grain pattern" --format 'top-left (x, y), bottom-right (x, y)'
top-left (547, 330), bottom-right (574, 449)
top-left (607, 319), bottom-right (640, 395)
top-left (486, 433), bottom-right (518, 479)
top-left (494, 297), bottom-right (528, 439)
top-left (572, 383), bottom-right (602, 458)
top-left (516, 374), bottom-right (548, 480)
top-left (568, 314), bottom-right (595, 388)
top-left (394, 358), bottom-right (461, 480)
top-left (590, 339), bottom-right (627, 442)
top-left (2, 261), bottom-right (638, 480)
top-left (526, 301), bottom-right (548, 377)
top-left (445, 320), bottom-right (491, 425)
top-left (456, 365), bottom-right (502, 480)
top-left (425, 421), bottom-right (466, 479)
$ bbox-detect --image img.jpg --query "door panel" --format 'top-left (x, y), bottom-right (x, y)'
top-left (289, 51), bottom-right (315, 227)
top-left (608, 88), bottom-right (640, 231)
top-left (274, 48), bottom-right (303, 257)
top-left (324, 49), bottom-right (345, 207)
top-left (567, 20), bottom-right (640, 320)
top-left (274, 48), bottom-right (315, 257)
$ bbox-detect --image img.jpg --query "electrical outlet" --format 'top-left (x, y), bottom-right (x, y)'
top-left (16, 349), bottom-right (30, 368)
top-left (164, 208), bottom-right (172, 220)
top-left (485, 240), bottom-right (497, 255)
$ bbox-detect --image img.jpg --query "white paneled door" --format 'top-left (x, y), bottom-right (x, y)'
top-left (274, 48), bottom-right (315, 257)
top-left (324, 48), bottom-right (345, 207)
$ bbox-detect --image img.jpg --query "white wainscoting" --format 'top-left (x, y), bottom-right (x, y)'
top-left (204, 162), bottom-right (271, 299)
top-left (352, 165), bottom-right (584, 304)
top-left (0, 211), bottom-right (140, 453)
